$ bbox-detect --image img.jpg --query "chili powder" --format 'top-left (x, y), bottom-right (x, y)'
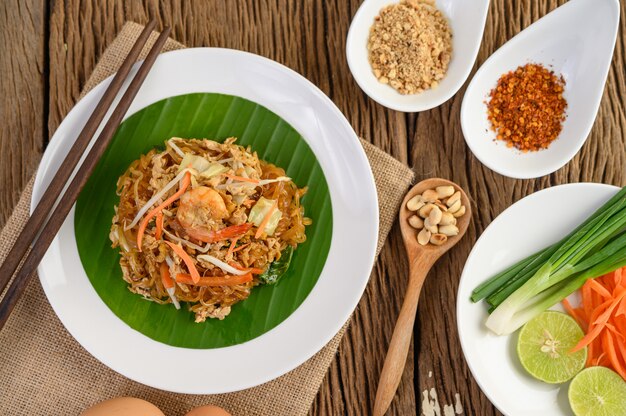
top-left (486, 63), bottom-right (567, 152)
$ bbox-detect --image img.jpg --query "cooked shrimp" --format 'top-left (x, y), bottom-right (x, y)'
top-left (177, 186), bottom-right (229, 231)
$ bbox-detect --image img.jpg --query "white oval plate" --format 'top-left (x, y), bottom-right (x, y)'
top-left (33, 48), bottom-right (379, 394)
top-left (457, 183), bottom-right (619, 415)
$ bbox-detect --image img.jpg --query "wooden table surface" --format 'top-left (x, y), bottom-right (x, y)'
top-left (1, 1), bottom-right (625, 415)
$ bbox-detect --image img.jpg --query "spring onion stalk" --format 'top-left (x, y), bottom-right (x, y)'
top-left (495, 256), bottom-right (626, 334)
top-left (474, 187), bottom-right (626, 335)
top-left (471, 187), bottom-right (626, 303)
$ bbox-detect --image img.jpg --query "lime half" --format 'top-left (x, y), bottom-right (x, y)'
top-left (569, 366), bottom-right (626, 416)
top-left (516, 311), bottom-right (587, 383)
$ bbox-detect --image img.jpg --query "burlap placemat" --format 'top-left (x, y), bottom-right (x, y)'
top-left (0, 23), bottom-right (414, 416)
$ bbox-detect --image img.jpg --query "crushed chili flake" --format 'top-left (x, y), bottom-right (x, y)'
top-left (486, 63), bottom-right (567, 152)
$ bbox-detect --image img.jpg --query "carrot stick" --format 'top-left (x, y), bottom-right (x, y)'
top-left (155, 212), bottom-right (164, 240)
top-left (603, 331), bottom-right (626, 380)
top-left (617, 294), bottom-right (626, 318)
top-left (232, 243), bottom-right (250, 253)
top-left (227, 237), bottom-right (239, 258)
top-left (563, 298), bottom-right (587, 330)
top-left (586, 338), bottom-right (596, 367)
top-left (175, 272), bottom-right (253, 287)
top-left (614, 268), bottom-right (624, 290)
top-left (164, 241), bottom-right (201, 284)
top-left (588, 279), bottom-right (613, 300)
top-left (137, 171), bottom-right (191, 250)
top-left (255, 200), bottom-right (278, 239)
top-left (595, 352), bottom-right (609, 367)
top-left (571, 298), bottom-right (615, 352)
top-left (160, 262), bottom-right (174, 289)
top-left (228, 261), bottom-right (264, 275)
top-left (582, 281), bottom-right (594, 318)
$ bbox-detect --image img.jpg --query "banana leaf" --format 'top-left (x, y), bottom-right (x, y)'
top-left (75, 93), bottom-right (332, 349)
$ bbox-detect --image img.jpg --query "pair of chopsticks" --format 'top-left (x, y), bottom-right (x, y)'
top-left (0, 21), bottom-right (171, 331)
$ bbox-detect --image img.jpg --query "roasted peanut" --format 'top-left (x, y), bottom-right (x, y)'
top-left (447, 199), bottom-right (461, 214)
top-left (435, 186), bottom-right (455, 199)
top-left (439, 224), bottom-right (459, 236)
top-left (446, 191), bottom-right (461, 207)
top-left (428, 206), bottom-right (442, 225)
top-left (407, 195), bottom-right (425, 211)
top-left (417, 228), bottom-right (431, 245)
top-left (430, 233), bottom-right (448, 246)
top-left (453, 205), bottom-right (466, 218)
top-left (439, 212), bottom-right (456, 226)
top-left (421, 189), bottom-right (439, 203)
top-left (424, 217), bottom-right (438, 234)
top-left (419, 203), bottom-right (436, 218)
top-left (408, 215), bottom-right (424, 229)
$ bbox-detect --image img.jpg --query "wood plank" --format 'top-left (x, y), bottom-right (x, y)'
top-left (0, 0), bottom-right (46, 228)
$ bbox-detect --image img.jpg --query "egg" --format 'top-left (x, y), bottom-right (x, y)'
top-left (80, 397), bottom-right (165, 416)
top-left (185, 404), bottom-right (232, 416)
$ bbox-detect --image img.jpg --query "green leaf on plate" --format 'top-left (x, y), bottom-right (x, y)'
top-left (258, 246), bottom-right (294, 285)
top-left (74, 93), bottom-right (332, 349)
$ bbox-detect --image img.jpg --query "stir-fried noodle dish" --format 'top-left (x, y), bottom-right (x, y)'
top-left (110, 137), bottom-right (311, 322)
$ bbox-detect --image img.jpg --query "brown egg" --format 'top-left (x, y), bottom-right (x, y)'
top-left (185, 404), bottom-right (232, 416)
top-left (80, 397), bottom-right (165, 416)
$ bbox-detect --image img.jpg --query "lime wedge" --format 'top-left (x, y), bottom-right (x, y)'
top-left (569, 366), bottom-right (626, 416)
top-left (516, 310), bottom-right (587, 383)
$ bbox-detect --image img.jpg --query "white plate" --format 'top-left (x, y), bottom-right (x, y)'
top-left (346, 0), bottom-right (489, 112)
top-left (457, 183), bottom-right (619, 416)
top-left (461, 0), bottom-right (619, 179)
top-left (32, 48), bottom-right (379, 394)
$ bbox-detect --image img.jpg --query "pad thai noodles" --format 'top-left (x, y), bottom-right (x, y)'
top-left (109, 137), bottom-right (310, 322)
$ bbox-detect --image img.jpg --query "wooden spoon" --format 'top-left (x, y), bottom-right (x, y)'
top-left (373, 178), bottom-right (472, 416)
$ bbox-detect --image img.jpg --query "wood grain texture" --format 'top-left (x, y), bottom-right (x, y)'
top-left (1, 0), bottom-right (625, 415)
top-left (0, 0), bottom-right (45, 228)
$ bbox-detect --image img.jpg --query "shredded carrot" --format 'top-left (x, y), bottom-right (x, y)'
top-left (227, 237), bottom-right (239, 258)
top-left (228, 261), bottom-right (264, 275)
top-left (617, 294), bottom-right (626, 317)
top-left (614, 268), bottom-right (624, 292)
top-left (603, 331), bottom-right (626, 379)
top-left (232, 243), bottom-right (250, 253)
top-left (155, 212), bottom-right (164, 240)
top-left (588, 279), bottom-right (613, 300)
top-left (223, 173), bottom-right (259, 184)
top-left (175, 272), bottom-right (253, 287)
top-left (160, 262), bottom-right (174, 289)
top-left (564, 266), bottom-right (626, 381)
top-left (562, 298), bottom-right (587, 330)
top-left (582, 282), bottom-right (594, 318)
top-left (164, 241), bottom-right (201, 284)
top-left (137, 171), bottom-right (191, 250)
top-left (255, 200), bottom-right (278, 239)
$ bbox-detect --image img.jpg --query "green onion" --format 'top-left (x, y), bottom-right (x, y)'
top-left (472, 187), bottom-right (626, 335)
top-left (471, 186), bottom-right (626, 303)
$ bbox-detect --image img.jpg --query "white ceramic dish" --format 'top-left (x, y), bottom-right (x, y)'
top-left (457, 183), bottom-right (619, 416)
top-left (461, 0), bottom-right (620, 179)
top-left (346, 0), bottom-right (489, 112)
top-left (32, 48), bottom-right (379, 394)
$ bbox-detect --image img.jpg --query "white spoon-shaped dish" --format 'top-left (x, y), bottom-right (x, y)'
top-left (346, 0), bottom-right (489, 112)
top-left (461, 0), bottom-right (620, 179)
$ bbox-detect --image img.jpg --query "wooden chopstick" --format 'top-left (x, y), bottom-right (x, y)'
top-left (0, 21), bottom-right (155, 295)
top-left (0, 24), bottom-right (171, 330)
